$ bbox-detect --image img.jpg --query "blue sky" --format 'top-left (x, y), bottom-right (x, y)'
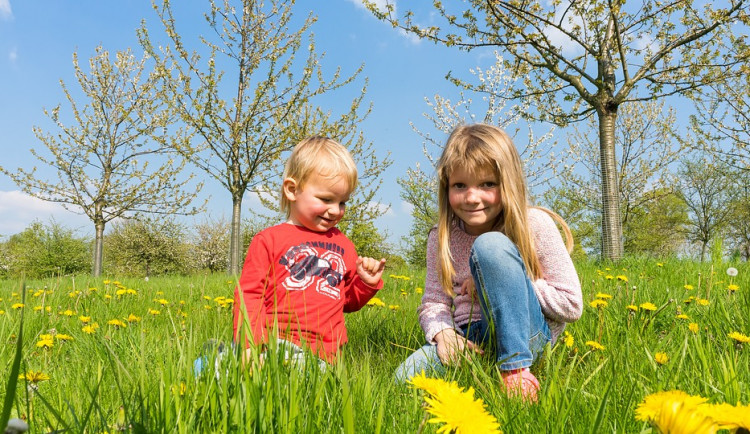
top-left (0, 0), bottom-right (502, 248)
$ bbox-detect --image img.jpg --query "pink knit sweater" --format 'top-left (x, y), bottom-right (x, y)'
top-left (418, 208), bottom-right (583, 345)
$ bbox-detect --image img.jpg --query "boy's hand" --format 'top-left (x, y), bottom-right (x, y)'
top-left (356, 256), bottom-right (386, 287)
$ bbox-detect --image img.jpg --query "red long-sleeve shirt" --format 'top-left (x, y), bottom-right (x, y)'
top-left (233, 223), bottom-right (382, 361)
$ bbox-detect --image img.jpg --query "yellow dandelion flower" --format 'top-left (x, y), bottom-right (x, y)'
top-left (412, 375), bottom-right (502, 434)
top-left (18, 371), bottom-right (50, 384)
top-left (408, 371), bottom-right (461, 396)
top-left (79, 315), bottom-right (91, 323)
top-left (126, 288), bottom-right (137, 295)
top-left (204, 305), bottom-right (212, 310)
top-left (697, 299), bottom-right (709, 306)
top-left (626, 304), bottom-right (639, 312)
top-left (727, 284), bottom-right (739, 292)
top-left (605, 275), bottom-right (614, 280)
top-left (36, 338), bottom-right (54, 349)
top-left (590, 299), bottom-right (608, 309)
top-left (12, 303), bottom-right (24, 309)
top-left (416, 287), bottom-right (424, 294)
top-left (563, 332), bottom-right (574, 348)
top-left (707, 402), bottom-right (750, 431)
top-left (684, 284), bottom-right (694, 290)
top-left (116, 289), bottom-right (127, 296)
top-left (104, 294), bottom-right (112, 300)
top-left (149, 309), bottom-right (161, 315)
top-left (0, 310), bottom-right (5, 315)
top-left (82, 325), bottom-right (97, 334)
top-left (56, 334), bottom-right (73, 341)
top-left (366, 297), bottom-right (386, 307)
top-left (33, 306), bottom-right (43, 312)
top-left (676, 314), bottom-right (689, 320)
top-left (108, 319), bottom-right (127, 328)
top-left (585, 341), bottom-right (605, 351)
top-left (684, 296), bottom-right (695, 304)
top-left (657, 262), bottom-right (664, 267)
top-left (388, 305), bottom-right (400, 310)
top-left (156, 298), bottom-right (169, 306)
top-left (616, 275), bottom-right (628, 282)
top-left (640, 302), bottom-right (657, 311)
top-left (728, 331), bottom-right (750, 344)
top-left (127, 314), bottom-right (141, 323)
top-left (636, 391), bottom-right (717, 434)
top-left (103, 280), bottom-right (111, 284)
top-left (688, 323), bottom-right (699, 334)
top-left (654, 352), bottom-right (668, 365)
top-left (61, 309), bottom-right (75, 316)
top-left (203, 295), bottom-right (211, 300)
top-left (171, 382), bottom-right (188, 396)
top-left (595, 292), bottom-right (613, 299)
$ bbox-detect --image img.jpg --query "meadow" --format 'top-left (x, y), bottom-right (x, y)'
top-left (1, 258), bottom-right (748, 433)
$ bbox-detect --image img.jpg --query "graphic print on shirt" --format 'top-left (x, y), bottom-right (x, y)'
top-left (279, 244), bottom-right (345, 300)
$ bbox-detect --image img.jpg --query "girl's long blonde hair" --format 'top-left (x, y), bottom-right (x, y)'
top-left (436, 124), bottom-right (573, 296)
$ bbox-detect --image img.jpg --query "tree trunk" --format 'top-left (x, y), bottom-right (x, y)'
top-left (228, 193), bottom-right (243, 275)
top-left (598, 108), bottom-right (624, 260)
top-left (92, 220), bottom-right (105, 277)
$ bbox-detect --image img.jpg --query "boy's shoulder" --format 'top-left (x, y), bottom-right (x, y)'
top-left (255, 223), bottom-right (350, 244)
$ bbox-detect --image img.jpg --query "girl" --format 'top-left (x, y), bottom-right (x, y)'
top-left (395, 124), bottom-right (582, 402)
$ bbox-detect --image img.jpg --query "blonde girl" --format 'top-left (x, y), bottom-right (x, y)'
top-left (395, 124), bottom-right (582, 402)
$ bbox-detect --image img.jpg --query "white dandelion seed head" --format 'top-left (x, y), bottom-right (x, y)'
top-left (727, 267), bottom-right (738, 277)
top-left (6, 418), bottom-right (30, 433)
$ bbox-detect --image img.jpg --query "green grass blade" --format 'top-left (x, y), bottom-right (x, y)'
top-left (1, 283), bottom-right (26, 430)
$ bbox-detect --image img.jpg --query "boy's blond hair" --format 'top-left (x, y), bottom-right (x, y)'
top-left (280, 136), bottom-right (358, 217)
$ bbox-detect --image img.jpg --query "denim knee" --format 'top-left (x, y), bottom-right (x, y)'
top-left (472, 231), bottom-right (517, 261)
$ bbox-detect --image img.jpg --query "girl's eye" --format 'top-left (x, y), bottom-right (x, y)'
top-left (452, 183), bottom-right (466, 189)
top-left (481, 182), bottom-right (498, 188)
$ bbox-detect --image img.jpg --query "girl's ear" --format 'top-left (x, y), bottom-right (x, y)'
top-left (282, 178), bottom-right (298, 202)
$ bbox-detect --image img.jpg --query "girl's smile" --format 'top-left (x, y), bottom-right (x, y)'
top-left (448, 166), bottom-right (502, 235)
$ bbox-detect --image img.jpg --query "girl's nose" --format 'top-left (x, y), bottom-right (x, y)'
top-left (465, 188), bottom-right (480, 203)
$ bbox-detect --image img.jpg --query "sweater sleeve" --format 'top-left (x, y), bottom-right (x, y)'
top-left (233, 231), bottom-right (272, 347)
top-left (529, 209), bottom-right (583, 323)
top-left (418, 228), bottom-right (458, 344)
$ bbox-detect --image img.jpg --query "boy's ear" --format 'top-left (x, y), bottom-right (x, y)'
top-left (282, 178), bottom-right (298, 202)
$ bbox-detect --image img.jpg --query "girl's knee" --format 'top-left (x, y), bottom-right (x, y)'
top-left (473, 231), bottom-right (513, 252)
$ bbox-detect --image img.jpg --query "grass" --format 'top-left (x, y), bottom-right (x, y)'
top-left (0, 258), bottom-right (748, 432)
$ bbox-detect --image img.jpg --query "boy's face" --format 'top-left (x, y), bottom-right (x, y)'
top-left (284, 171), bottom-right (350, 232)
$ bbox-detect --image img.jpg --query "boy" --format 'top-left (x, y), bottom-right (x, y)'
top-left (233, 136), bottom-right (386, 365)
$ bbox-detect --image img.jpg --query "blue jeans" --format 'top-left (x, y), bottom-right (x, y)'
top-left (395, 232), bottom-right (550, 382)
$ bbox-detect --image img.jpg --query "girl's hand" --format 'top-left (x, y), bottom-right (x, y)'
top-left (356, 257), bottom-right (387, 287)
top-left (434, 328), bottom-right (483, 366)
top-left (460, 278), bottom-right (476, 299)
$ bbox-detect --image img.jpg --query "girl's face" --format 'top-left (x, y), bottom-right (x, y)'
top-left (448, 165), bottom-right (502, 235)
top-left (284, 171), bottom-right (350, 232)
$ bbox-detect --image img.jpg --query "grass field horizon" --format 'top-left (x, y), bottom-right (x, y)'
top-left (1, 257), bottom-right (748, 432)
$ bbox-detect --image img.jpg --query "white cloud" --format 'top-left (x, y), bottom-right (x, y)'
top-left (368, 200), bottom-right (394, 216)
top-left (0, 0), bottom-right (12, 20)
top-left (399, 200), bottom-right (413, 215)
top-left (0, 190), bottom-right (89, 236)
